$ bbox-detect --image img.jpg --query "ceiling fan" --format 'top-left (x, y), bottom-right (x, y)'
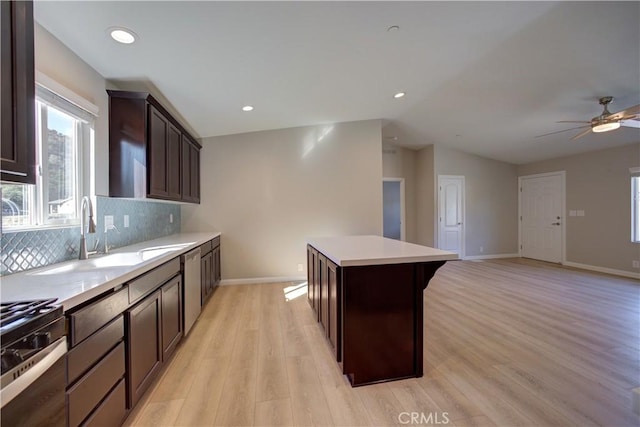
top-left (536, 96), bottom-right (640, 140)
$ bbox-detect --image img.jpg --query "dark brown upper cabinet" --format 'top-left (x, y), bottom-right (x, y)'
top-left (107, 90), bottom-right (201, 203)
top-left (181, 133), bottom-right (200, 203)
top-left (1, 0), bottom-right (36, 184)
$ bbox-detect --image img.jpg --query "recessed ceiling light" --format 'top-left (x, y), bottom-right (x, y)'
top-left (109, 27), bottom-right (137, 44)
top-left (242, 105), bottom-right (254, 112)
top-left (393, 92), bottom-right (406, 99)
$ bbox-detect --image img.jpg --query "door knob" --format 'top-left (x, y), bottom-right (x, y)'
top-left (551, 222), bottom-right (561, 226)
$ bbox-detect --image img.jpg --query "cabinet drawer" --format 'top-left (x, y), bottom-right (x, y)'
top-left (66, 315), bottom-right (124, 385)
top-left (68, 288), bottom-right (129, 347)
top-left (67, 341), bottom-right (125, 427)
top-left (82, 378), bottom-right (127, 427)
top-left (212, 235), bottom-right (220, 248)
top-left (199, 240), bottom-right (212, 255)
top-left (128, 258), bottom-right (180, 304)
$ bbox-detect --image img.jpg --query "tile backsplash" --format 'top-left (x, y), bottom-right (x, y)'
top-left (0, 196), bottom-right (181, 275)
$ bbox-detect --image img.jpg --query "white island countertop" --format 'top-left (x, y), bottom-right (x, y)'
top-left (0, 232), bottom-right (219, 311)
top-left (307, 235), bottom-right (458, 267)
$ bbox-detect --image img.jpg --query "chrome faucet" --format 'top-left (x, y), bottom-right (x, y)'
top-left (79, 196), bottom-right (97, 260)
top-left (104, 224), bottom-right (120, 254)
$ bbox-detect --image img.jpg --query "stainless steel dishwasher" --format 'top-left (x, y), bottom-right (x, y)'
top-left (181, 248), bottom-right (201, 336)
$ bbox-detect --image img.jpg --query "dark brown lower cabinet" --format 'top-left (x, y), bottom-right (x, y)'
top-left (126, 289), bottom-right (162, 408)
top-left (200, 236), bottom-right (221, 305)
top-left (306, 244), bottom-right (446, 386)
top-left (318, 254), bottom-right (329, 333)
top-left (126, 274), bottom-right (183, 408)
top-left (83, 378), bottom-right (127, 427)
top-left (66, 342), bottom-right (126, 427)
top-left (308, 250), bottom-right (340, 360)
top-left (327, 258), bottom-right (340, 360)
top-left (65, 304), bottom-right (127, 427)
top-left (212, 243), bottom-right (221, 286)
top-left (161, 275), bottom-right (183, 360)
top-left (201, 250), bottom-right (213, 303)
top-left (64, 256), bottom-right (188, 426)
top-left (307, 246), bottom-right (318, 313)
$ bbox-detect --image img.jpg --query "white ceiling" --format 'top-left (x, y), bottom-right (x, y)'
top-left (35, 1), bottom-right (640, 165)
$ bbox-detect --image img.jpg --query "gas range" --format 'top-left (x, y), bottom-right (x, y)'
top-left (1, 299), bottom-right (65, 386)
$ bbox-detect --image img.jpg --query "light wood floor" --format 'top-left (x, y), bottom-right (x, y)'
top-left (124, 258), bottom-right (640, 427)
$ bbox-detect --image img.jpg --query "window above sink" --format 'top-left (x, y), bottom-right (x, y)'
top-left (2, 76), bottom-right (97, 231)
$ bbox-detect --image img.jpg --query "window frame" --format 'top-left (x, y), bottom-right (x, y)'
top-left (1, 75), bottom-right (97, 231)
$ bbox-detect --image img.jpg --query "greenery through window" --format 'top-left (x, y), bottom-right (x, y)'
top-left (1, 84), bottom-right (94, 229)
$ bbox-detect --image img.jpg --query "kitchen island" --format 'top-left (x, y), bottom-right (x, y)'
top-left (307, 235), bottom-right (457, 386)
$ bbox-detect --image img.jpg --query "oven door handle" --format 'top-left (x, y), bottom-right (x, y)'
top-left (0, 337), bottom-right (67, 408)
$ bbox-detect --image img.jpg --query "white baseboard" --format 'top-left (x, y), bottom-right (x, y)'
top-left (220, 276), bottom-right (307, 286)
top-left (562, 261), bottom-right (640, 280)
top-left (464, 253), bottom-right (520, 261)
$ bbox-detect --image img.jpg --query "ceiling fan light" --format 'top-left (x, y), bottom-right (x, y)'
top-left (592, 121), bottom-right (621, 133)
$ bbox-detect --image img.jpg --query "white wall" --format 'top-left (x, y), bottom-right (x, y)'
top-left (415, 145), bottom-right (435, 246)
top-left (518, 143), bottom-right (640, 274)
top-left (382, 143), bottom-right (417, 243)
top-left (182, 120), bottom-right (383, 281)
top-left (434, 145), bottom-right (519, 257)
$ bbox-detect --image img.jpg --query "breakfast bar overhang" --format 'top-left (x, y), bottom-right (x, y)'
top-left (306, 235), bottom-right (458, 386)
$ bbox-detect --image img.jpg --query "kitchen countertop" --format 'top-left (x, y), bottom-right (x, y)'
top-left (0, 232), bottom-right (220, 312)
top-left (307, 235), bottom-right (458, 267)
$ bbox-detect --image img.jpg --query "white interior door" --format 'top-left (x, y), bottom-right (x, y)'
top-left (438, 176), bottom-right (464, 256)
top-left (520, 173), bottom-right (564, 263)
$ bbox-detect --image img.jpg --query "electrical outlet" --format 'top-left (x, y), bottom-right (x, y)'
top-left (480, 246), bottom-right (484, 253)
top-left (297, 263), bottom-right (304, 272)
top-left (124, 215), bottom-right (129, 228)
top-left (104, 215), bottom-right (114, 229)
top-left (633, 260), bottom-right (640, 269)
top-left (170, 214), bottom-right (174, 223)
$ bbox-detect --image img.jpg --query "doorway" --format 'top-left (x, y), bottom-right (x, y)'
top-left (438, 175), bottom-right (464, 257)
top-left (519, 172), bottom-right (565, 263)
top-left (383, 178), bottom-right (405, 241)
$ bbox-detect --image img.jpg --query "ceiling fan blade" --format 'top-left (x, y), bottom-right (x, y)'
top-left (570, 128), bottom-right (593, 141)
top-left (618, 114), bottom-right (637, 120)
top-left (556, 120), bottom-right (591, 124)
top-left (621, 119), bottom-right (640, 129)
top-left (535, 125), bottom-right (590, 138)
top-left (607, 104), bottom-right (640, 120)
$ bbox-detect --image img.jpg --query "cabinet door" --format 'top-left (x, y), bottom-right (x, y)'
top-left (181, 136), bottom-right (192, 201)
top-left (327, 259), bottom-right (341, 361)
top-left (212, 245), bottom-right (221, 286)
top-left (181, 136), bottom-right (200, 203)
top-left (0, 0), bottom-right (35, 184)
top-left (319, 254), bottom-right (329, 333)
top-left (161, 275), bottom-right (182, 361)
top-left (307, 246), bottom-right (315, 310)
top-left (127, 290), bottom-right (162, 408)
top-left (200, 251), bottom-right (212, 303)
top-left (190, 143), bottom-right (200, 203)
top-left (167, 124), bottom-right (182, 199)
top-left (148, 106), bottom-right (169, 198)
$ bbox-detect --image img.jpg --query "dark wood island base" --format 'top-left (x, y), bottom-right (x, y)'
top-left (306, 236), bottom-right (455, 387)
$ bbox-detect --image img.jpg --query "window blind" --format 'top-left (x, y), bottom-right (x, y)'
top-left (35, 84), bottom-right (96, 124)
